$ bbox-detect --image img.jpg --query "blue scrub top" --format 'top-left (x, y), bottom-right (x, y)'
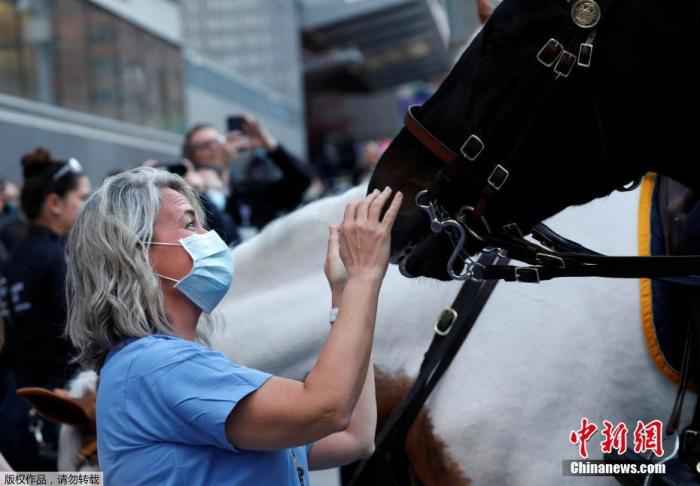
top-left (97, 334), bottom-right (312, 486)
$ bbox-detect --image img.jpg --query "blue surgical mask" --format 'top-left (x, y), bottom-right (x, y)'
top-left (205, 190), bottom-right (227, 211)
top-left (150, 230), bottom-right (233, 313)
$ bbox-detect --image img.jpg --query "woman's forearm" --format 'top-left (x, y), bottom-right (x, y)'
top-left (330, 285), bottom-right (377, 447)
top-left (342, 357), bottom-right (377, 453)
top-left (304, 276), bottom-right (380, 424)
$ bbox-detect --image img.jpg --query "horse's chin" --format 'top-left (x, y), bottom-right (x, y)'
top-left (394, 233), bottom-right (454, 281)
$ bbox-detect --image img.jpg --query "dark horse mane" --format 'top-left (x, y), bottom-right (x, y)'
top-left (369, 0), bottom-right (700, 279)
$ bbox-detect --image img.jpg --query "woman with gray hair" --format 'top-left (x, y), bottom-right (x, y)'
top-left (66, 166), bottom-right (402, 485)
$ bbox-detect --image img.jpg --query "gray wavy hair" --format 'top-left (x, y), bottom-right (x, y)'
top-left (66, 167), bottom-right (205, 369)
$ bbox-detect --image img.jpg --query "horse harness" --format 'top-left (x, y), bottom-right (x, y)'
top-left (401, 0), bottom-right (700, 286)
top-left (347, 251), bottom-right (507, 485)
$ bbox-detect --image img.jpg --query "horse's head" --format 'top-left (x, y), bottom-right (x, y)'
top-left (370, 0), bottom-right (699, 280)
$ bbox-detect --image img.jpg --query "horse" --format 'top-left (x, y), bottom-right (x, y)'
top-left (203, 181), bottom-right (684, 485)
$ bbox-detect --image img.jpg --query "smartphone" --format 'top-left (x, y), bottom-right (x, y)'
top-left (226, 115), bottom-right (245, 132)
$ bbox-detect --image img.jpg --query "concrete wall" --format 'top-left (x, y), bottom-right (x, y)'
top-left (0, 93), bottom-right (180, 185)
top-left (86, 0), bottom-right (182, 44)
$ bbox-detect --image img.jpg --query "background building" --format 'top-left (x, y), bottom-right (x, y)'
top-left (182, 0), bottom-right (302, 100)
top-left (0, 0), bottom-right (184, 184)
top-left (181, 0), bottom-right (306, 158)
top-left (300, 0), bottom-right (479, 188)
top-left (0, 0), bottom-right (310, 184)
top-left (0, 0), bottom-right (480, 186)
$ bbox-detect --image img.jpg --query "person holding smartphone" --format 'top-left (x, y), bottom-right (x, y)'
top-left (143, 159), bottom-right (240, 246)
top-left (181, 115), bottom-right (312, 233)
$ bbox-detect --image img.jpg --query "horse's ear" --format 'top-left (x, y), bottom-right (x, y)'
top-left (16, 387), bottom-right (90, 426)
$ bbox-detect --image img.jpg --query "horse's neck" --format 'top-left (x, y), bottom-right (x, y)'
top-left (544, 187), bottom-right (639, 255)
top-left (207, 185), bottom-right (641, 379)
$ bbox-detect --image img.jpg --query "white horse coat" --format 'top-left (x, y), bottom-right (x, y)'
top-left (204, 184), bottom-right (690, 486)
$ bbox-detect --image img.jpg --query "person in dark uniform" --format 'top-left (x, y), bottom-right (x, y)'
top-left (0, 179), bottom-right (24, 262)
top-left (182, 116), bottom-right (312, 232)
top-left (0, 148), bottom-right (91, 469)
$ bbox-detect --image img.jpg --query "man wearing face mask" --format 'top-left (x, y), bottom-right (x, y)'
top-left (144, 159), bottom-right (240, 247)
top-left (182, 116), bottom-right (312, 233)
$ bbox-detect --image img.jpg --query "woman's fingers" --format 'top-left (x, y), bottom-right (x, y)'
top-left (368, 187), bottom-right (393, 222)
top-left (357, 189), bottom-right (380, 221)
top-left (326, 224), bottom-right (339, 258)
top-left (344, 190), bottom-right (381, 224)
top-left (336, 188), bottom-right (403, 283)
top-left (343, 201), bottom-right (358, 225)
top-left (381, 191), bottom-right (403, 228)
top-left (325, 224), bottom-right (347, 286)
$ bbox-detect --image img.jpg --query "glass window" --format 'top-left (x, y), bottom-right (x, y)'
top-left (0, 0), bottom-right (185, 133)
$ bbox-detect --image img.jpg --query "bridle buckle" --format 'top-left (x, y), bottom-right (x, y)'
top-left (434, 308), bottom-right (458, 336)
top-left (460, 134), bottom-right (485, 161)
top-left (553, 50), bottom-right (577, 79)
top-left (536, 252), bottom-right (566, 269)
top-left (488, 165), bottom-right (510, 191)
top-left (537, 38), bottom-right (564, 68)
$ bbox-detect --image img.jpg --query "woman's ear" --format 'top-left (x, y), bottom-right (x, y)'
top-left (44, 192), bottom-right (63, 217)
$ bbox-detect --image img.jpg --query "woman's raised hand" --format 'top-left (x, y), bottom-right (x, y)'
top-left (337, 187), bottom-right (403, 284)
top-left (324, 224), bottom-right (348, 293)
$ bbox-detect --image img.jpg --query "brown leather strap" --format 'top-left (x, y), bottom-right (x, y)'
top-left (405, 105), bottom-right (458, 163)
top-left (78, 439), bottom-right (98, 468)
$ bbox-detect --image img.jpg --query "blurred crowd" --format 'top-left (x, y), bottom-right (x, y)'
top-left (0, 115), bottom-right (389, 472)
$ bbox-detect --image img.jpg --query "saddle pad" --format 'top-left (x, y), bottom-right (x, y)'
top-left (639, 174), bottom-right (693, 384)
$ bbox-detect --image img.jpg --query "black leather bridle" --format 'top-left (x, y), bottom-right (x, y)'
top-left (401, 0), bottom-right (700, 284)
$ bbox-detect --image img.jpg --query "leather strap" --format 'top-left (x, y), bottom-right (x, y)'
top-left (347, 251), bottom-right (506, 485)
top-left (404, 106), bottom-right (458, 164)
top-left (679, 298), bottom-right (700, 470)
top-left (77, 440), bottom-right (98, 468)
